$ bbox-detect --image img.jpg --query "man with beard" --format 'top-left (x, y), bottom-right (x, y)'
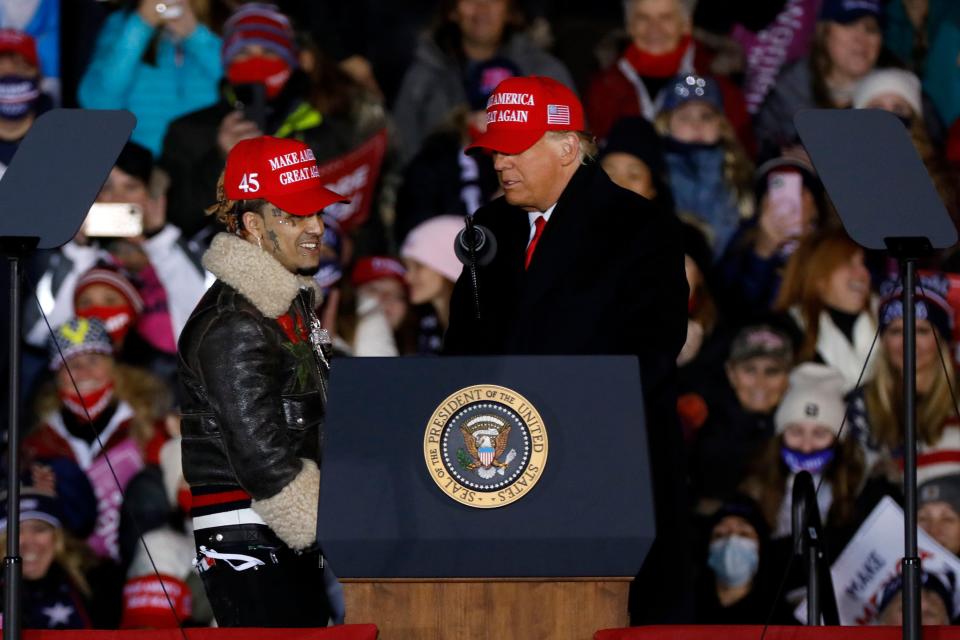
top-left (177, 135), bottom-right (346, 627)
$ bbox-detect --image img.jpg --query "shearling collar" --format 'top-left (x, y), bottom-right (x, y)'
top-left (202, 232), bottom-right (322, 318)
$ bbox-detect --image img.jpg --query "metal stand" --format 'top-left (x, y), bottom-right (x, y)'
top-left (792, 470), bottom-right (839, 626)
top-left (900, 257), bottom-right (921, 640)
top-left (2, 238), bottom-right (38, 640)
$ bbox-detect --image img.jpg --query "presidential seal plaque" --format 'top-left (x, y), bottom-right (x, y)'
top-left (423, 384), bottom-right (548, 508)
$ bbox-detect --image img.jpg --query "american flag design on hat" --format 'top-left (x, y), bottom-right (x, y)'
top-left (547, 104), bottom-right (570, 125)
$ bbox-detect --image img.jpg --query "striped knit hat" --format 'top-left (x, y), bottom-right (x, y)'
top-left (222, 3), bottom-right (297, 68)
top-left (74, 265), bottom-right (145, 315)
top-left (48, 317), bottom-right (113, 370)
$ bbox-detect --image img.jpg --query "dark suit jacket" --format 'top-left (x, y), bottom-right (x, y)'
top-left (444, 161), bottom-right (688, 395)
top-left (444, 161), bottom-right (694, 622)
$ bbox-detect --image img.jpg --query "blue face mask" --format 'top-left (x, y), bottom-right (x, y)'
top-left (781, 445), bottom-right (835, 475)
top-left (708, 535), bottom-right (759, 588)
top-left (0, 75), bottom-right (39, 120)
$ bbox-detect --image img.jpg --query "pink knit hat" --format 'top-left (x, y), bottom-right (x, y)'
top-left (400, 215), bottom-right (465, 283)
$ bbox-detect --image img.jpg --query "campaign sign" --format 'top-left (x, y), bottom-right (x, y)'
top-left (796, 496), bottom-right (960, 624)
top-left (317, 128), bottom-right (388, 232)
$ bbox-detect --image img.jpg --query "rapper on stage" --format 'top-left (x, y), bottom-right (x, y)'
top-left (177, 135), bottom-right (345, 627)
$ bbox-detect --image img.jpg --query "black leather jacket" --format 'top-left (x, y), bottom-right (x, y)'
top-left (178, 234), bottom-right (330, 501)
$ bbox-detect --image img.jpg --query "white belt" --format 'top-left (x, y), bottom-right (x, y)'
top-left (193, 507), bottom-right (266, 530)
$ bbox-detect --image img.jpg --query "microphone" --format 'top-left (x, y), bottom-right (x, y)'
top-left (454, 215), bottom-right (497, 267)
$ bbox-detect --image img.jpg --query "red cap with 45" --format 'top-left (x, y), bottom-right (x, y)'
top-left (466, 75), bottom-right (584, 155)
top-left (224, 136), bottom-right (348, 215)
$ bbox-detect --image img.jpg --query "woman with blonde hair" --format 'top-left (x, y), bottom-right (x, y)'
top-left (774, 228), bottom-right (875, 392)
top-left (0, 489), bottom-right (100, 629)
top-left (655, 72), bottom-right (754, 258)
top-left (846, 274), bottom-right (960, 483)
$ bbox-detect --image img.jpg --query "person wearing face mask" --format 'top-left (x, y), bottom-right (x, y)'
top-left (846, 274), bottom-right (960, 484)
top-left (23, 142), bottom-right (207, 391)
top-left (690, 324), bottom-right (794, 511)
top-left (741, 363), bottom-right (866, 540)
top-left (78, 0), bottom-right (222, 157)
top-left (0, 29), bottom-right (48, 179)
top-left (773, 228), bottom-right (877, 392)
top-left (23, 317), bottom-right (172, 565)
top-left (697, 495), bottom-right (774, 624)
top-left (161, 3), bottom-right (384, 243)
top-left (655, 73), bottom-right (754, 259)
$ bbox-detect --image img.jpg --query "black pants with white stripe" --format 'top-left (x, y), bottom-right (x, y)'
top-left (194, 523), bottom-right (331, 627)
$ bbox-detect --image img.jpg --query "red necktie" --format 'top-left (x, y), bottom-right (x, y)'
top-left (525, 215), bottom-right (546, 270)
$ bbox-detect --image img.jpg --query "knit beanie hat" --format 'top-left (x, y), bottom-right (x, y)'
top-left (774, 363), bottom-right (848, 436)
top-left (853, 68), bottom-right (922, 118)
top-left (0, 487), bottom-right (64, 531)
top-left (400, 215), bottom-right (465, 283)
top-left (877, 273), bottom-right (954, 340)
top-left (601, 116), bottom-right (667, 180)
top-left (919, 473), bottom-right (960, 516)
top-left (48, 317), bottom-right (113, 371)
top-left (222, 3), bottom-right (297, 68)
top-left (74, 265), bottom-right (145, 314)
top-left (660, 73), bottom-right (724, 114)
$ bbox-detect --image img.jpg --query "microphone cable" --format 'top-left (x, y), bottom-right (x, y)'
top-left (758, 309), bottom-right (883, 638)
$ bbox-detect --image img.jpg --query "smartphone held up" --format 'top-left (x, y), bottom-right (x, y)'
top-left (83, 203), bottom-right (144, 239)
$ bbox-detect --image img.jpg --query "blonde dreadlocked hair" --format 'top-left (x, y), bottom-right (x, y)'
top-left (205, 170), bottom-right (269, 236)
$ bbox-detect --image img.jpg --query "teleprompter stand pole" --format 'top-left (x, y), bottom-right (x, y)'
top-left (2, 238), bottom-right (38, 640)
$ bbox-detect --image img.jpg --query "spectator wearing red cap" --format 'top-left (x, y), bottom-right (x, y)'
top-left (444, 74), bottom-right (691, 623)
top-left (77, 1), bottom-right (222, 156)
top-left (161, 2), bottom-right (386, 242)
top-left (350, 256), bottom-right (414, 355)
top-left (179, 135), bottom-right (347, 627)
top-left (392, 0), bottom-right (575, 165)
top-left (585, 0), bottom-right (752, 151)
top-left (0, 29), bottom-right (48, 179)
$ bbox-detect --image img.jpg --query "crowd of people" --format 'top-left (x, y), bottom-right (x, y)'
top-left (0, 0), bottom-right (959, 629)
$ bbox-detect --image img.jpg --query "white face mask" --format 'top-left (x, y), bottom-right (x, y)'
top-left (708, 535), bottom-right (760, 588)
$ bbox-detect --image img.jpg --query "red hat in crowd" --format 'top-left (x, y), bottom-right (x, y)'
top-left (224, 136), bottom-right (348, 215)
top-left (351, 256), bottom-right (407, 288)
top-left (0, 30), bottom-right (38, 69)
top-left (120, 574), bottom-right (192, 629)
top-left (466, 75), bottom-right (585, 155)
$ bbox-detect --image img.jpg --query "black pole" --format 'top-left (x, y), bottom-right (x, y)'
top-left (3, 253), bottom-right (22, 640)
top-left (901, 258), bottom-right (921, 640)
top-left (807, 540), bottom-right (820, 626)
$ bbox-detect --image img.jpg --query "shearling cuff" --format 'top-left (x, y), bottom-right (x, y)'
top-left (251, 459), bottom-right (320, 551)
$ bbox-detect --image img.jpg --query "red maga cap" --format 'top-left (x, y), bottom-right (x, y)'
top-left (224, 136), bottom-right (348, 215)
top-left (0, 30), bottom-right (38, 69)
top-left (466, 75), bottom-right (584, 155)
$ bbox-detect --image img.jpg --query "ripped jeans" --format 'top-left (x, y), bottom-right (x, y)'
top-left (193, 523), bottom-right (331, 627)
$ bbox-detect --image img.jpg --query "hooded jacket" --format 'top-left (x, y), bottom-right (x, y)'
top-left (177, 233), bottom-right (329, 550)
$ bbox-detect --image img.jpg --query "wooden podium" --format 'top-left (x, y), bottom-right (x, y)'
top-left (319, 357), bottom-right (656, 640)
top-left (342, 578), bottom-right (631, 640)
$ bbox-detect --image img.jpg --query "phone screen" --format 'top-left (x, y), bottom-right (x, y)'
top-left (83, 203), bottom-right (144, 238)
top-left (767, 170), bottom-right (804, 238)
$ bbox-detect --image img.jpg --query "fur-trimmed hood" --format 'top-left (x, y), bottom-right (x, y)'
top-left (202, 232), bottom-right (322, 319)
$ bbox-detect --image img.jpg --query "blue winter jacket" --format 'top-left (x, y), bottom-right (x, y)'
top-left (78, 10), bottom-right (222, 156)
